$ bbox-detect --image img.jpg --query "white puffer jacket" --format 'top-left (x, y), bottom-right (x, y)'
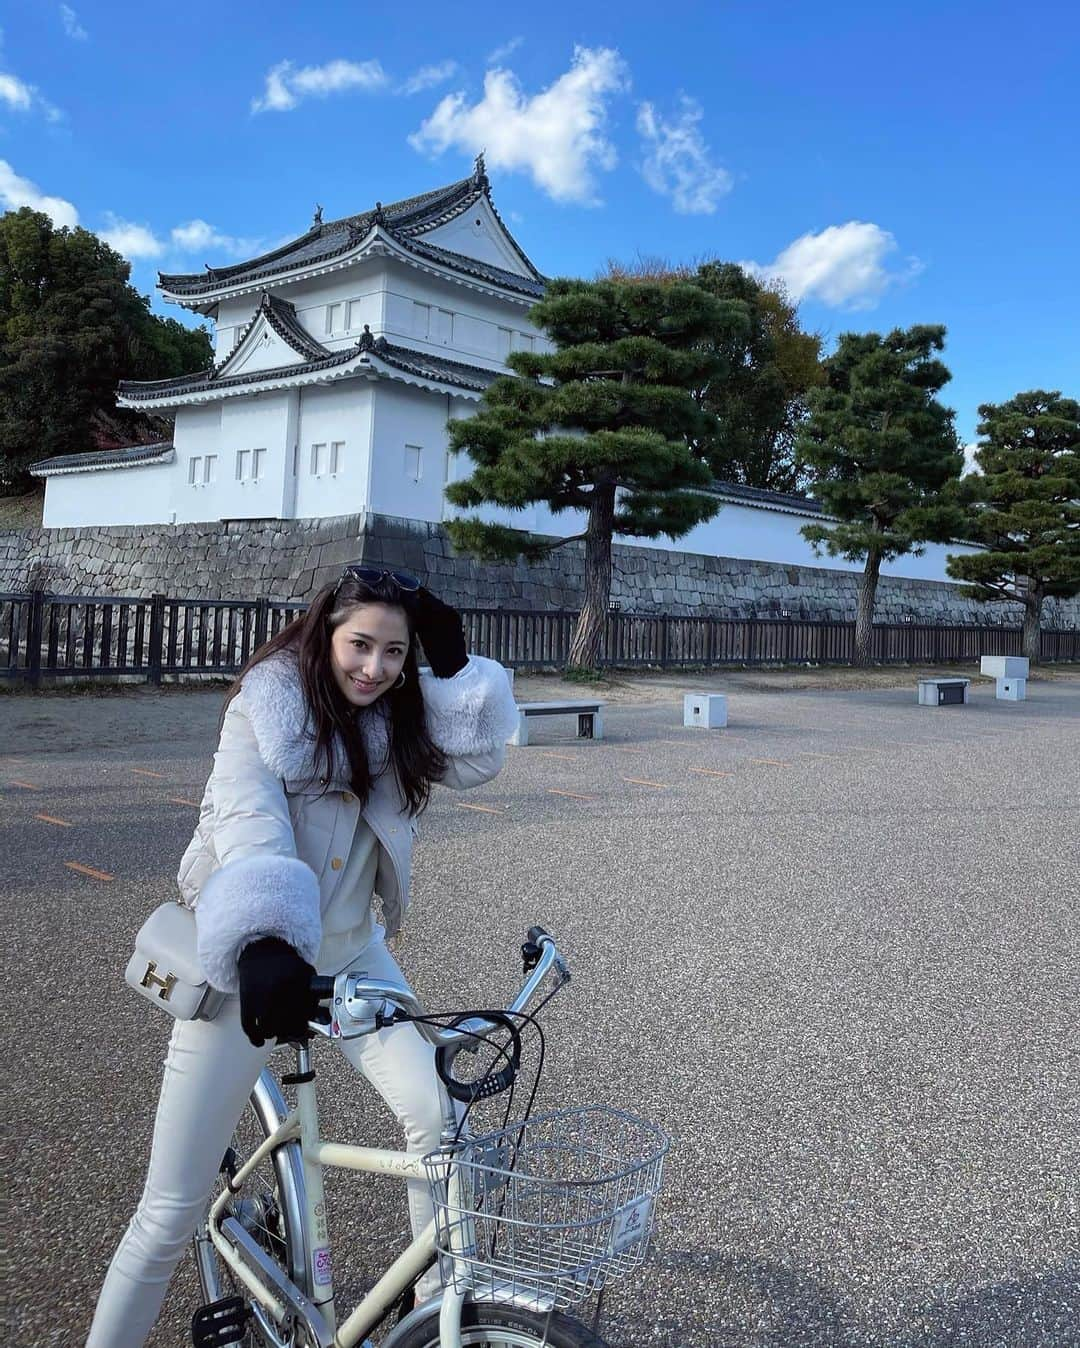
top-left (176, 650), bottom-right (519, 993)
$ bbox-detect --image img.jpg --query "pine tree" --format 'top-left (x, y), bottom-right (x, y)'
top-left (947, 391), bottom-right (1080, 663)
top-left (797, 325), bottom-right (963, 665)
top-left (445, 276), bottom-right (750, 672)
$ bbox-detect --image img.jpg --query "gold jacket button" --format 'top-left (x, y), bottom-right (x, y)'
top-left (342, 791), bottom-right (355, 804)
top-left (330, 857), bottom-right (344, 871)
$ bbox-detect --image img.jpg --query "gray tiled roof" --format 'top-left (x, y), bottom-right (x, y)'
top-left (363, 334), bottom-right (504, 392)
top-left (159, 167), bottom-right (543, 299)
top-left (117, 347), bottom-right (359, 401)
top-left (115, 326), bottom-right (503, 403)
top-left (119, 292), bottom-right (353, 400)
top-left (708, 480), bottom-right (823, 515)
top-left (30, 442), bottom-right (174, 475)
top-left (400, 235), bottom-right (544, 298)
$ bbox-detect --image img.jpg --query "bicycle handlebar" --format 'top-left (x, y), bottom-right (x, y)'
top-left (306, 926), bottom-right (569, 1046)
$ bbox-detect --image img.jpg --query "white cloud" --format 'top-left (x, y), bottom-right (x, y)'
top-left (409, 45), bottom-right (629, 205)
top-left (252, 57), bottom-right (388, 113)
top-left (636, 97), bottom-right (731, 215)
top-left (399, 61), bottom-right (458, 96)
top-left (60, 5), bottom-right (88, 40)
top-left (741, 221), bottom-right (921, 309)
top-left (169, 219), bottom-right (261, 257)
top-left (0, 68), bottom-right (62, 121)
top-left (487, 37), bottom-right (524, 66)
top-left (0, 71), bottom-right (33, 111)
top-left (0, 159), bottom-right (78, 227)
top-left (962, 442), bottom-right (982, 476)
top-left (98, 212), bottom-right (164, 259)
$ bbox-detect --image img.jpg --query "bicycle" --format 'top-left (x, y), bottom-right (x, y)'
top-left (190, 926), bottom-right (669, 1348)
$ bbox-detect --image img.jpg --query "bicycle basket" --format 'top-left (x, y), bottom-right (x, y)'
top-left (421, 1104), bottom-right (669, 1310)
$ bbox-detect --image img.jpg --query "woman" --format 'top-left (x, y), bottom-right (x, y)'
top-left (86, 566), bottom-right (519, 1346)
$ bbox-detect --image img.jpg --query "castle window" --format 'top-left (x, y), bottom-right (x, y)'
top-left (405, 444), bottom-right (422, 482)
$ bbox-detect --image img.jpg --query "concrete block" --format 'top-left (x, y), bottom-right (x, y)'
top-left (981, 655), bottom-right (1029, 679)
top-left (996, 677), bottom-right (1026, 701)
top-left (684, 692), bottom-right (728, 728)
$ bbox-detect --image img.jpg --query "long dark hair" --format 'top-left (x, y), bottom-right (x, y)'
top-left (220, 574), bottom-right (447, 815)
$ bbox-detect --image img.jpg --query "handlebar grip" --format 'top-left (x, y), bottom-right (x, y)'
top-left (526, 925), bottom-right (552, 946)
top-left (310, 975), bottom-right (334, 1001)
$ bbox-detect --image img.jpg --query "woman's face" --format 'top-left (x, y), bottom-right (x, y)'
top-left (329, 602), bottom-right (411, 707)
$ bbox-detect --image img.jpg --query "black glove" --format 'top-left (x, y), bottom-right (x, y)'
top-left (414, 587), bottom-right (468, 678)
top-left (237, 936), bottom-right (320, 1047)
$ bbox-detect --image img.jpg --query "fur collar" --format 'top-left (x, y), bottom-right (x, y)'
top-left (240, 650), bottom-right (389, 787)
top-left (237, 647), bottom-right (519, 787)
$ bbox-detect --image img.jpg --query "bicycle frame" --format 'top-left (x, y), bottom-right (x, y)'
top-left (206, 931), bottom-right (568, 1348)
top-left (207, 1045), bottom-right (480, 1348)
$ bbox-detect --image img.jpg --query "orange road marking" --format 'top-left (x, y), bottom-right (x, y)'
top-left (688, 768), bottom-right (734, 778)
top-left (9, 779), bottom-right (41, 790)
top-left (131, 769), bottom-right (167, 779)
top-left (65, 861), bottom-right (115, 882)
top-left (798, 751), bottom-right (847, 760)
top-left (35, 813), bottom-right (73, 827)
top-left (622, 776), bottom-right (669, 789)
top-left (167, 797), bottom-right (201, 807)
top-left (547, 788), bottom-right (597, 801)
top-left (538, 752), bottom-right (580, 762)
top-left (457, 803), bottom-right (506, 815)
top-left (750, 758), bottom-right (788, 766)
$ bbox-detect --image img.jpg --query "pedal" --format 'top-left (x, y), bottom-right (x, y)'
top-left (191, 1295), bottom-right (248, 1346)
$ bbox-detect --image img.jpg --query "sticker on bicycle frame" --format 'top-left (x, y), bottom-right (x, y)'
top-left (313, 1246), bottom-right (333, 1286)
top-left (609, 1196), bottom-right (653, 1254)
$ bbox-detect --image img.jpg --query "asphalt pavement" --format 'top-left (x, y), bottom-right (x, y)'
top-left (2, 672), bottom-right (1078, 1347)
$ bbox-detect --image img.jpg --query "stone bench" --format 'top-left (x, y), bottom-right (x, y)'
top-left (509, 700), bottom-right (604, 747)
top-left (918, 678), bottom-right (970, 707)
top-left (980, 655), bottom-right (1029, 701)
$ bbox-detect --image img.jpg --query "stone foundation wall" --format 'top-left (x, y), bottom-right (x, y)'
top-left (2, 510), bottom-right (1077, 628)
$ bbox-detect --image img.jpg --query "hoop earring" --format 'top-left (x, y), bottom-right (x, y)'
top-left (394, 671), bottom-right (407, 689)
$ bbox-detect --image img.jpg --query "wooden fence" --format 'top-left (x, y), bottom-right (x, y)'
top-left (1, 591), bottom-right (1077, 687)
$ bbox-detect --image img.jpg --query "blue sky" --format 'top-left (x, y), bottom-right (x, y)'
top-left (2, 0), bottom-right (1077, 448)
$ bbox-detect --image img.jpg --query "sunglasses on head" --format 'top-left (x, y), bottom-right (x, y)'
top-left (334, 565), bottom-right (421, 597)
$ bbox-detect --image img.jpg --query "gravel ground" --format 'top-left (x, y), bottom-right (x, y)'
top-left (2, 669), bottom-right (1078, 1347)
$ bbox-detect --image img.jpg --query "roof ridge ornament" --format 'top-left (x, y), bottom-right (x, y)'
top-left (473, 151), bottom-right (488, 189)
top-left (313, 203), bottom-right (323, 226)
top-left (357, 324), bottom-right (376, 352)
top-left (373, 200), bottom-right (385, 225)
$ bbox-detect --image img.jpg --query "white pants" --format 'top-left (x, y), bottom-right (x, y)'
top-left (86, 938), bottom-right (446, 1347)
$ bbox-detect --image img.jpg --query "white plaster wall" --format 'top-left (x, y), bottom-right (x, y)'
top-left (40, 459), bottom-right (177, 527)
top-left (213, 392), bottom-right (295, 520)
top-left (442, 410), bottom-right (982, 582)
top-left (368, 382), bottom-right (459, 520)
top-left (171, 403), bottom-right (224, 521)
top-left (294, 382), bottom-right (374, 519)
top-left (214, 296), bottom-right (258, 360)
top-left (420, 197), bottom-right (534, 277)
top-left (205, 255), bottom-right (543, 373)
top-left (272, 267), bottom-right (387, 349)
top-left (380, 263), bottom-right (548, 370)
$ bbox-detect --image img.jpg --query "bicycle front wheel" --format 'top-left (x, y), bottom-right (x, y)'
top-left (387, 1301), bottom-right (609, 1348)
top-left (192, 1068), bottom-right (308, 1348)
